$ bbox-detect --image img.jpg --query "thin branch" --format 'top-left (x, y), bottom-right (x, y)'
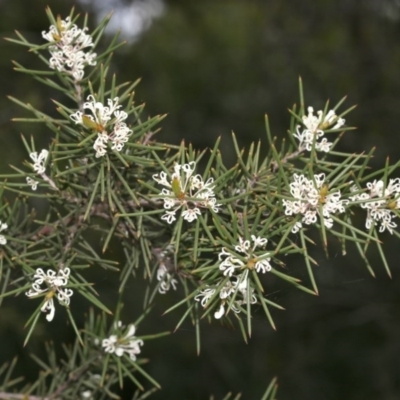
top-left (0, 393), bottom-right (50, 400)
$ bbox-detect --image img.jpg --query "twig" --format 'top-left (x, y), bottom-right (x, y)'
top-left (0, 393), bottom-right (50, 400)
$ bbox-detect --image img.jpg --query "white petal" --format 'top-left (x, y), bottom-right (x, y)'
top-left (214, 304), bottom-right (225, 319)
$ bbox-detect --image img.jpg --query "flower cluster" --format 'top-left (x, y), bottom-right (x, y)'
top-left (102, 321), bottom-right (143, 360)
top-left (152, 247), bottom-right (178, 294)
top-left (70, 96), bottom-right (132, 157)
top-left (219, 236), bottom-right (272, 276)
top-left (195, 270), bottom-right (256, 319)
top-left (26, 149), bottom-right (49, 191)
top-left (293, 106), bottom-right (345, 152)
top-left (283, 173), bottom-right (347, 233)
top-left (29, 149), bottom-right (49, 174)
top-left (42, 16), bottom-right (97, 81)
top-left (350, 179), bottom-right (400, 233)
top-left (0, 221), bottom-right (7, 245)
top-left (25, 268), bottom-right (73, 322)
top-left (157, 263), bottom-right (178, 294)
top-left (195, 236), bottom-right (271, 319)
top-left (153, 162), bottom-right (221, 224)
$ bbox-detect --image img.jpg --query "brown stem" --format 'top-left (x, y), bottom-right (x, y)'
top-left (270, 147), bottom-right (305, 173)
top-left (0, 393), bottom-right (49, 400)
top-left (39, 172), bottom-right (59, 191)
top-left (47, 363), bottom-right (93, 400)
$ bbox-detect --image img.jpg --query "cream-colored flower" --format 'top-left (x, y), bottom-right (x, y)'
top-left (102, 322), bottom-right (143, 360)
top-left (70, 96), bottom-right (132, 157)
top-left (42, 16), bottom-right (97, 80)
top-left (25, 268), bottom-right (73, 322)
top-left (0, 221), bottom-right (7, 245)
top-left (153, 162), bottom-right (220, 223)
top-left (293, 106), bottom-right (345, 153)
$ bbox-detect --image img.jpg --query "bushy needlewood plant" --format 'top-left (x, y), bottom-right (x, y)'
top-left (0, 7), bottom-right (398, 400)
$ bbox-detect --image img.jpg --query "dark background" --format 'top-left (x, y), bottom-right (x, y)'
top-left (1, 0), bottom-right (400, 398)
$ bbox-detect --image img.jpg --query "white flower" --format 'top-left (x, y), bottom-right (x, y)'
top-left (102, 322), bottom-right (143, 360)
top-left (350, 178), bottom-right (400, 234)
top-left (0, 221), bottom-right (7, 245)
top-left (283, 173), bottom-right (348, 232)
top-left (251, 235), bottom-right (268, 248)
top-left (218, 235), bottom-right (272, 277)
top-left (161, 211), bottom-right (176, 224)
top-left (194, 286), bottom-right (216, 307)
top-left (42, 16), bottom-right (97, 81)
top-left (157, 263), bottom-right (178, 294)
top-left (81, 390), bottom-right (92, 399)
top-left (195, 270), bottom-right (257, 319)
top-left (29, 149), bottom-right (49, 174)
top-left (153, 246), bottom-right (178, 294)
top-left (316, 137), bottom-right (333, 152)
top-left (41, 296), bottom-right (56, 322)
top-left (25, 268), bottom-right (73, 322)
top-left (218, 250), bottom-right (244, 277)
top-left (303, 107), bottom-right (345, 133)
top-left (291, 221), bottom-right (303, 234)
top-left (70, 96), bottom-right (132, 157)
top-left (93, 133), bottom-right (108, 158)
top-left (214, 304), bottom-right (225, 319)
top-left (153, 162), bottom-right (221, 223)
top-left (293, 106), bottom-right (345, 153)
top-left (26, 177), bottom-right (39, 191)
top-left (181, 208), bottom-right (201, 222)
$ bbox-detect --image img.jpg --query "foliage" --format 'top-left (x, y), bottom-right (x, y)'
top-left (0, 6), bottom-right (399, 399)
